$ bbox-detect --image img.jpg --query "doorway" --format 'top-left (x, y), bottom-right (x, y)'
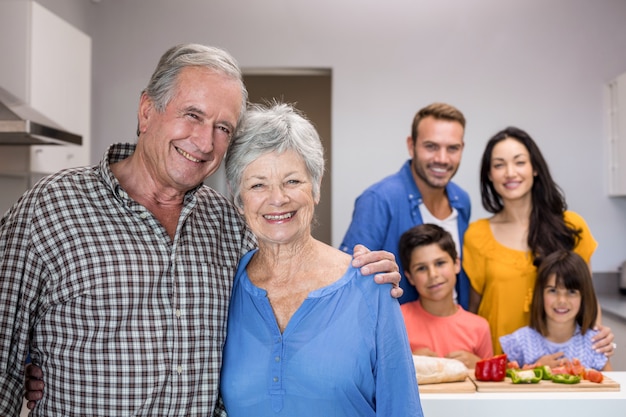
top-left (205, 69), bottom-right (332, 244)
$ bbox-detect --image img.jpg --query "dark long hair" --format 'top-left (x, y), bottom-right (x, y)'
top-left (479, 127), bottom-right (581, 266)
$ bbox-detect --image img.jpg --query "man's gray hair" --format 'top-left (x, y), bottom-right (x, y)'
top-left (140, 44), bottom-right (248, 133)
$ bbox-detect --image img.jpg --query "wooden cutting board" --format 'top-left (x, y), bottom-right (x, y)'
top-left (468, 372), bottom-right (620, 392)
top-left (418, 377), bottom-right (476, 393)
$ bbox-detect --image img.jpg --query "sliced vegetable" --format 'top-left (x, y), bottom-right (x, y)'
top-left (585, 369), bottom-right (604, 383)
top-left (509, 368), bottom-right (542, 384)
top-left (475, 354), bottom-right (508, 382)
top-left (505, 367), bottom-right (516, 379)
top-left (534, 365), bottom-right (553, 380)
top-left (551, 373), bottom-right (581, 384)
top-left (551, 365), bottom-right (569, 375)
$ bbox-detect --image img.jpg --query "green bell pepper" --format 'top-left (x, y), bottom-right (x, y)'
top-left (535, 365), bottom-right (553, 381)
top-left (551, 373), bottom-right (581, 384)
top-left (509, 369), bottom-right (542, 384)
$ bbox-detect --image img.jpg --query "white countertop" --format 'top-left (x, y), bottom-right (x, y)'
top-left (419, 372), bottom-right (626, 417)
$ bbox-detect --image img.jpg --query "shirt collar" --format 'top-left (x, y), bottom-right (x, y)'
top-left (98, 143), bottom-right (203, 204)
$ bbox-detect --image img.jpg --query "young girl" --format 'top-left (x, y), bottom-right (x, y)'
top-left (500, 250), bottom-right (611, 371)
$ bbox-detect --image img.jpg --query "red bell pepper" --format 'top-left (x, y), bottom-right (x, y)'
top-left (475, 354), bottom-right (508, 382)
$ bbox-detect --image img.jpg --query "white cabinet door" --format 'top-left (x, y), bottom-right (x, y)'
top-left (0, 1), bottom-right (30, 105)
top-left (29, 1), bottom-right (91, 173)
top-left (608, 72), bottom-right (626, 196)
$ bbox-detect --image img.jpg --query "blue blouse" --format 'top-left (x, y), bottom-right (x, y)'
top-left (220, 250), bottom-right (424, 417)
top-left (500, 325), bottom-right (608, 370)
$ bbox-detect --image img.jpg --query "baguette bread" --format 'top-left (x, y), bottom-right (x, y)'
top-left (412, 355), bottom-right (468, 385)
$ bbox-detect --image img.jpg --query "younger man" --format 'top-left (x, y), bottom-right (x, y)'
top-left (398, 224), bottom-right (492, 368)
top-left (340, 103), bottom-right (470, 307)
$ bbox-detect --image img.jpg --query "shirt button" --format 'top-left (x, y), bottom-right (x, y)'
top-left (140, 212), bottom-right (149, 219)
top-left (177, 365), bottom-right (183, 374)
top-left (273, 376), bottom-right (279, 382)
top-left (274, 356), bottom-right (280, 362)
top-left (175, 309), bottom-right (182, 318)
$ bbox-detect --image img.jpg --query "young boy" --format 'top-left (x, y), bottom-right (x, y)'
top-left (398, 224), bottom-right (492, 368)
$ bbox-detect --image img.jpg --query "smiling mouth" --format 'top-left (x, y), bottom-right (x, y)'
top-left (175, 147), bottom-right (204, 163)
top-left (503, 181), bottom-right (521, 188)
top-left (430, 166), bottom-right (449, 174)
top-left (264, 212), bottom-right (295, 221)
top-left (428, 282), bottom-right (445, 290)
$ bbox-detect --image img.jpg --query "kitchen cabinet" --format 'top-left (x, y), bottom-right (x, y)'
top-left (0, 0), bottom-right (91, 176)
top-left (0, 147), bottom-right (31, 215)
top-left (597, 293), bottom-right (626, 371)
top-left (608, 71), bottom-right (626, 196)
top-left (0, 0), bottom-right (91, 215)
top-left (602, 313), bottom-right (626, 371)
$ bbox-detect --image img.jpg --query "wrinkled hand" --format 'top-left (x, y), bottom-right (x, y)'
top-left (446, 350), bottom-right (481, 370)
top-left (352, 244), bottom-right (403, 299)
top-left (592, 324), bottom-right (615, 356)
top-left (24, 364), bottom-right (44, 410)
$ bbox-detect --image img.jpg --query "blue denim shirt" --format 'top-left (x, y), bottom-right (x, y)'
top-left (340, 160), bottom-right (471, 308)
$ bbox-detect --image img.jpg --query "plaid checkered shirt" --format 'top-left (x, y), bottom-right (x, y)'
top-left (0, 143), bottom-right (256, 416)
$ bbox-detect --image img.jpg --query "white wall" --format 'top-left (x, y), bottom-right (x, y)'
top-left (43, 0), bottom-right (626, 273)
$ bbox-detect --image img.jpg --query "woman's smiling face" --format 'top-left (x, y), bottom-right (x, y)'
top-left (239, 150), bottom-right (318, 246)
top-left (488, 137), bottom-right (536, 203)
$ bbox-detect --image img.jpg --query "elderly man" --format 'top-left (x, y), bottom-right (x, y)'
top-left (1, 44), bottom-right (400, 416)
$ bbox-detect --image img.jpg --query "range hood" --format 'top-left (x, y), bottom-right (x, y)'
top-left (0, 99), bottom-right (82, 146)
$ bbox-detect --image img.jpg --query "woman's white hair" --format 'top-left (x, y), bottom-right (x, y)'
top-left (225, 102), bottom-right (325, 208)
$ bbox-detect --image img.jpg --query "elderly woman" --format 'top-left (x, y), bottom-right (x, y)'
top-left (21, 101), bottom-right (409, 413)
top-left (220, 103), bottom-right (423, 416)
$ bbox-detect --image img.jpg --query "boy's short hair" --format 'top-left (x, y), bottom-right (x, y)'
top-left (398, 224), bottom-right (458, 272)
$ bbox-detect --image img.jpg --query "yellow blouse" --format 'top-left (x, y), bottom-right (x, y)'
top-left (463, 211), bottom-right (597, 355)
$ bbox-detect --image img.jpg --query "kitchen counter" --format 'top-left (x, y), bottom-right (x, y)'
top-left (599, 293), bottom-right (626, 322)
top-left (419, 372), bottom-right (626, 417)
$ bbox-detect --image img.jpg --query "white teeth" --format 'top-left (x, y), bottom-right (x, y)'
top-left (264, 212), bottom-right (294, 220)
top-left (176, 147), bottom-right (202, 162)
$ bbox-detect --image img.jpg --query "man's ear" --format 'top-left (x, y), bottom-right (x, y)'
top-left (137, 93), bottom-right (154, 135)
top-left (406, 135), bottom-right (415, 158)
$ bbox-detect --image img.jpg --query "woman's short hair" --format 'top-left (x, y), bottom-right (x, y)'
top-left (225, 102), bottom-right (325, 208)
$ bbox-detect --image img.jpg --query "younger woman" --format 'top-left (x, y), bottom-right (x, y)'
top-left (500, 251), bottom-right (611, 371)
top-left (463, 126), bottom-right (613, 355)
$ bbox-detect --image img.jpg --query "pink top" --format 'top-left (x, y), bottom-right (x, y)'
top-left (401, 301), bottom-right (493, 359)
